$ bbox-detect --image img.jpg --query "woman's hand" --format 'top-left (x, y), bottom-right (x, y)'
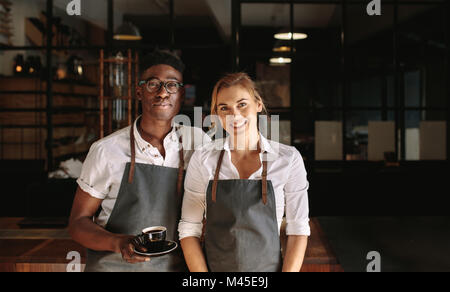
top-left (114, 235), bottom-right (151, 264)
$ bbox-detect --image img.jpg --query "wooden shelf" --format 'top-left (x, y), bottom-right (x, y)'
top-left (1, 127), bottom-right (88, 160)
top-left (0, 0), bottom-right (12, 46)
top-left (99, 96), bottom-right (133, 100)
top-left (0, 77), bottom-right (98, 94)
top-left (0, 77), bottom-right (98, 161)
top-left (0, 112), bottom-right (85, 126)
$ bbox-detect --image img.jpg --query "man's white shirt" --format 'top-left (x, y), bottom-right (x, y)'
top-left (77, 118), bottom-right (211, 227)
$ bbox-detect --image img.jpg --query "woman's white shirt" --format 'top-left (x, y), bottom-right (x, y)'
top-left (178, 134), bottom-right (311, 240)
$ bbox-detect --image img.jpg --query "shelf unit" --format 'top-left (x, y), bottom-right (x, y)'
top-left (99, 49), bottom-right (139, 138)
top-left (0, 77), bottom-right (97, 162)
top-left (0, 0), bottom-right (12, 46)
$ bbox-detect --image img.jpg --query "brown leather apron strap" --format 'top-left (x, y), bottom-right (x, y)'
top-left (128, 123), bottom-right (136, 184)
top-left (261, 151), bottom-right (268, 205)
top-left (176, 128), bottom-right (185, 197)
top-left (212, 149), bottom-right (268, 204)
top-left (211, 149), bottom-right (226, 203)
top-left (129, 122), bottom-right (185, 189)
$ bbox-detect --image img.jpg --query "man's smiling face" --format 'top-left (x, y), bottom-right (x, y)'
top-left (137, 64), bottom-right (184, 121)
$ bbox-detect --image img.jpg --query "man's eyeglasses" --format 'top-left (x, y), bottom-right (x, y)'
top-left (138, 78), bottom-right (184, 94)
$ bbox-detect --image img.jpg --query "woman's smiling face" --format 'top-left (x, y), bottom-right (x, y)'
top-left (216, 85), bottom-right (263, 137)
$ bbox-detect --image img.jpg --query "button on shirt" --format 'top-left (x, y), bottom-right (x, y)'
top-left (77, 118), bottom-right (211, 228)
top-left (178, 134), bottom-right (311, 240)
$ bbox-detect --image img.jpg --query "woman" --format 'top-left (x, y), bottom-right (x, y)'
top-left (178, 73), bottom-right (310, 272)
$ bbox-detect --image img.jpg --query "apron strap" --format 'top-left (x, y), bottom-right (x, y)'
top-left (128, 121), bottom-right (185, 193)
top-left (211, 150), bottom-right (226, 203)
top-left (211, 149), bottom-right (268, 205)
top-left (128, 123), bottom-right (137, 184)
top-left (176, 128), bottom-right (185, 197)
top-left (261, 151), bottom-right (268, 205)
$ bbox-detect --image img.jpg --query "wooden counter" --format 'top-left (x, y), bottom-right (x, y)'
top-left (0, 218), bottom-right (342, 272)
top-left (299, 218), bottom-right (344, 272)
top-left (0, 218), bottom-right (85, 272)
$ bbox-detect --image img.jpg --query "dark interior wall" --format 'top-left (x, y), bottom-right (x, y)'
top-left (425, 57), bottom-right (447, 120)
top-left (308, 162), bottom-right (450, 217)
top-left (0, 162), bottom-right (77, 218)
top-left (398, 5), bottom-right (447, 115)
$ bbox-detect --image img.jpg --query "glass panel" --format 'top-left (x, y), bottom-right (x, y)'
top-left (399, 4), bottom-right (446, 109)
top-left (404, 70), bottom-right (422, 107)
top-left (313, 110), bottom-right (343, 161)
top-left (53, 0), bottom-right (107, 47)
top-left (174, 0), bottom-right (223, 48)
top-left (293, 110), bottom-right (314, 161)
top-left (0, 0), bottom-right (108, 76)
top-left (0, 0), bottom-right (47, 76)
top-left (241, 3), bottom-right (291, 109)
top-left (420, 120), bottom-right (447, 160)
top-left (350, 76), bottom-right (383, 107)
top-left (1, 0), bottom-right (46, 47)
top-left (345, 110), bottom-right (383, 160)
top-left (288, 4), bottom-right (343, 161)
top-left (368, 121), bottom-right (396, 161)
top-left (177, 0), bottom-right (232, 111)
top-left (404, 110), bottom-right (447, 160)
top-left (316, 110), bottom-right (343, 122)
top-left (386, 74), bottom-right (395, 108)
top-left (294, 4), bottom-right (343, 109)
top-left (346, 4), bottom-right (394, 107)
top-left (114, 0), bottom-right (221, 48)
top-left (114, 0), bottom-right (163, 45)
top-left (315, 120), bottom-right (343, 161)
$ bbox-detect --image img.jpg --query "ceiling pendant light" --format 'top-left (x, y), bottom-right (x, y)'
top-left (269, 57), bottom-right (292, 65)
top-left (273, 45), bottom-right (291, 53)
top-left (113, 21), bottom-right (142, 41)
top-left (274, 32), bottom-right (307, 41)
top-left (272, 39), bottom-right (297, 53)
top-left (270, 29), bottom-right (306, 65)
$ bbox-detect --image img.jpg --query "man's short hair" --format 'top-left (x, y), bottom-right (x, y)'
top-left (140, 50), bottom-right (185, 77)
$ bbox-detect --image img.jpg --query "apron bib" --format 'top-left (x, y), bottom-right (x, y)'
top-left (84, 123), bottom-right (187, 272)
top-left (204, 150), bottom-right (282, 272)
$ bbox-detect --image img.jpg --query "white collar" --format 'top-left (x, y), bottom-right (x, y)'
top-left (133, 116), bottom-right (181, 153)
top-left (222, 132), bottom-right (277, 155)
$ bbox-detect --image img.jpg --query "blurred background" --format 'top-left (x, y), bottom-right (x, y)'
top-left (0, 0), bottom-right (449, 272)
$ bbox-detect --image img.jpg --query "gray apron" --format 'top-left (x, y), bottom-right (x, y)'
top-left (84, 123), bottom-right (187, 272)
top-left (204, 150), bottom-right (282, 272)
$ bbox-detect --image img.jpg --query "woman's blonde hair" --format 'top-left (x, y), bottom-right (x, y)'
top-left (210, 72), bottom-right (268, 118)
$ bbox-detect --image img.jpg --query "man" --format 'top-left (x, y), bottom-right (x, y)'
top-left (69, 50), bottom-right (209, 272)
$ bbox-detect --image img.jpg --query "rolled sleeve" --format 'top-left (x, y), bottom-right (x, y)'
top-left (284, 148), bottom-right (311, 236)
top-left (77, 178), bottom-right (107, 200)
top-left (76, 142), bottom-right (112, 200)
top-left (178, 149), bottom-right (207, 240)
